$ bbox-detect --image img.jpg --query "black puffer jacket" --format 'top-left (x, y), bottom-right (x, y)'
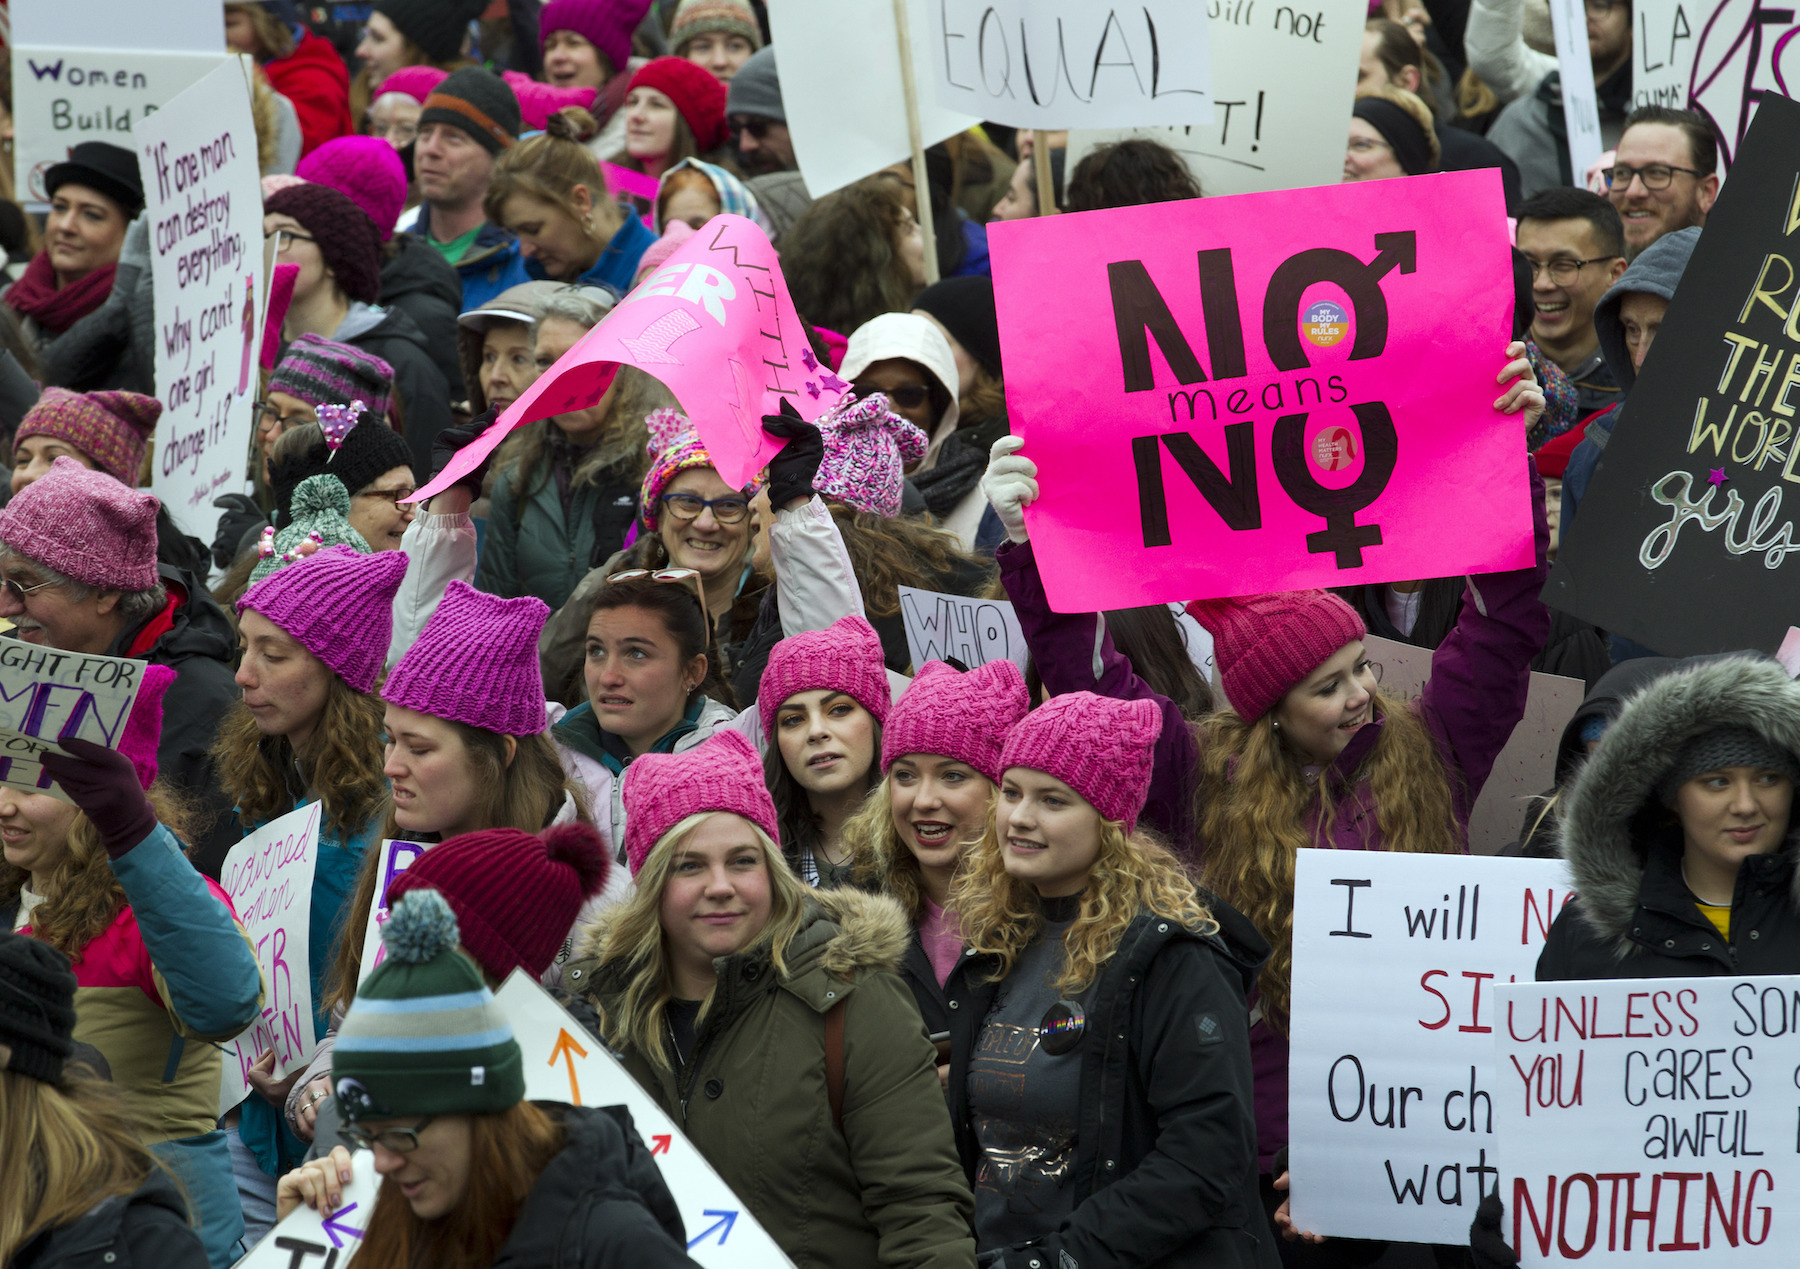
top-left (340, 305), bottom-right (453, 484)
top-left (11, 1167), bottom-right (207, 1269)
top-left (380, 234), bottom-right (465, 399)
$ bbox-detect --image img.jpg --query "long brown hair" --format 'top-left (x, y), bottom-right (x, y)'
top-left (783, 179), bottom-right (921, 336)
top-left (214, 677), bottom-right (389, 840)
top-left (352, 1101), bottom-right (564, 1269)
top-left (843, 773), bottom-right (992, 924)
top-left (1194, 694), bottom-right (1460, 1027)
top-left (829, 503), bottom-right (991, 620)
top-left (492, 362), bottom-right (663, 504)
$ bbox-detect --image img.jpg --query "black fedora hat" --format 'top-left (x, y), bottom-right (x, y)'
top-left (45, 141), bottom-right (144, 219)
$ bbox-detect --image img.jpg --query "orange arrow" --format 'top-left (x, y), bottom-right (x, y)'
top-left (549, 1028), bottom-right (588, 1105)
top-left (651, 1134), bottom-right (672, 1154)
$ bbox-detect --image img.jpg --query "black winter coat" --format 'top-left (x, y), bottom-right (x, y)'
top-left (379, 235), bottom-right (465, 399)
top-left (898, 926), bottom-right (978, 1042)
top-left (11, 1167), bottom-right (207, 1269)
top-left (946, 904), bottom-right (1280, 1269)
top-left (343, 305), bottom-right (452, 484)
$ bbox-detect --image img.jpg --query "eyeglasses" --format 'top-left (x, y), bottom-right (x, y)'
top-left (1347, 137), bottom-right (1392, 155)
top-left (254, 400), bottom-right (314, 431)
top-left (1522, 255), bottom-right (1620, 286)
top-left (659, 493), bottom-right (750, 524)
top-left (862, 383), bottom-right (929, 410)
top-left (607, 567), bottom-right (708, 616)
top-left (729, 117), bottom-right (772, 142)
top-left (266, 228), bottom-right (316, 254)
top-left (356, 484), bottom-right (417, 506)
top-left (339, 1116), bottom-right (434, 1153)
top-left (1603, 162), bottom-right (1704, 192)
top-left (1, 575), bottom-right (60, 604)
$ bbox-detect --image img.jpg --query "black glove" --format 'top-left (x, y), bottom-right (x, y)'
top-left (431, 408), bottom-right (502, 499)
top-left (211, 494), bottom-right (266, 571)
top-left (39, 737), bottom-right (159, 861)
top-left (761, 399), bottom-right (823, 509)
top-left (1470, 1191), bottom-right (1520, 1269)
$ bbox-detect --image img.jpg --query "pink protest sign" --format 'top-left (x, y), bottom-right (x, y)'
top-left (413, 215), bottom-right (838, 501)
top-left (602, 161), bottom-right (660, 204)
top-left (988, 169), bottom-right (1532, 612)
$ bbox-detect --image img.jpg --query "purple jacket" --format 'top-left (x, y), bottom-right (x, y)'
top-left (1000, 460), bottom-right (1551, 1171)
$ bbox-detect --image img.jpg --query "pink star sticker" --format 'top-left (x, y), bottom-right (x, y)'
top-left (1708, 468), bottom-right (1729, 488)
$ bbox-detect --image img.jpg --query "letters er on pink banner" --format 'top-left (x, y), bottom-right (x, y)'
top-left (988, 169), bottom-right (1533, 613)
top-left (412, 215), bottom-right (841, 501)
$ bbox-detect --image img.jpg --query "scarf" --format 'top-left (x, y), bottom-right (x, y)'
top-left (6, 251), bottom-right (118, 334)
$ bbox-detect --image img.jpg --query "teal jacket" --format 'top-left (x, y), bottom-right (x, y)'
top-left (476, 460), bottom-right (638, 611)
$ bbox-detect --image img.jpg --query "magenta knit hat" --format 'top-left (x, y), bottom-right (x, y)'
top-left (623, 729), bottom-right (779, 877)
top-left (296, 138), bottom-right (408, 242)
top-left (757, 615), bottom-right (890, 737)
top-left (387, 821), bottom-right (610, 979)
top-left (540, 0), bottom-right (649, 74)
top-left (1186, 591), bottom-right (1367, 723)
top-left (238, 545), bottom-right (410, 693)
top-left (0, 457), bottom-right (158, 591)
top-left (264, 183), bottom-right (383, 305)
top-left (881, 658), bottom-right (1029, 783)
top-left (628, 57), bottom-right (730, 152)
top-left (639, 408), bottom-right (727, 531)
top-left (118, 664), bottom-right (176, 789)
top-left (383, 581), bottom-right (550, 736)
top-left (16, 388), bottom-right (159, 489)
top-left (814, 393), bottom-right (927, 517)
top-left (500, 69), bottom-right (599, 131)
top-left (377, 65), bottom-right (448, 103)
top-left (998, 692), bottom-right (1163, 832)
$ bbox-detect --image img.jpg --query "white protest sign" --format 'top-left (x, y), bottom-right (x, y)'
top-left (1548, 0), bottom-right (1605, 180)
top-left (1632, 0), bottom-right (1694, 111)
top-left (0, 644), bottom-right (146, 802)
top-left (898, 584), bottom-right (1028, 672)
top-left (1289, 851), bottom-right (1574, 1243)
top-left (927, 1), bottom-right (1213, 130)
top-left (1065, 1), bottom-right (1360, 197)
top-left (236, 1149), bottom-right (378, 1268)
top-left (355, 839), bottom-right (428, 989)
top-left (136, 57), bottom-right (263, 546)
top-left (770, 0), bottom-right (981, 198)
top-left (219, 801), bottom-right (324, 1114)
top-left (1363, 636), bottom-right (1585, 855)
top-left (494, 971), bottom-right (796, 1267)
top-left (1495, 975), bottom-right (1799, 1265)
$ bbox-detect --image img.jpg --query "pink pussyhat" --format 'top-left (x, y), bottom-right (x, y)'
top-left (757, 614), bottom-right (890, 738)
top-left (117, 664), bottom-right (177, 789)
top-left (998, 692), bottom-right (1162, 832)
top-left (238, 546), bottom-right (411, 693)
top-left (1186, 591), bottom-right (1366, 723)
top-left (880, 658), bottom-right (1029, 783)
top-left (622, 730), bottom-right (779, 877)
top-left (382, 581), bottom-right (550, 736)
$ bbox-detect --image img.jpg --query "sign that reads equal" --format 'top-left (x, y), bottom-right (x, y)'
top-left (1546, 92), bottom-right (1800, 656)
top-left (989, 168), bottom-right (1530, 613)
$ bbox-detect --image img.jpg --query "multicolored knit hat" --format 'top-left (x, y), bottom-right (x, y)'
top-left (296, 137), bottom-right (409, 242)
top-left (623, 729), bottom-right (779, 877)
top-left (420, 67), bottom-right (522, 156)
top-left (16, 389), bottom-right (159, 489)
top-left (264, 183), bottom-right (383, 305)
top-left (119, 664), bottom-right (177, 790)
top-left (813, 392), bottom-right (927, 517)
top-left (0, 457), bottom-right (159, 591)
top-left (657, 158), bottom-right (767, 233)
top-left (269, 335), bottom-right (394, 421)
top-left (671, 0), bottom-right (762, 55)
top-left (248, 475), bottom-right (370, 585)
top-left (539, 0), bottom-right (651, 76)
top-left (1186, 591), bottom-right (1367, 723)
top-left (628, 58), bottom-right (730, 152)
top-left (383, 580), bottom-right (549, 736)
top-left (881, 658), bottom-right (1029, 783)
top-left (639, 408), bottom-right (731, 532)
top-left (757, 614), bottom-right (890, 737)
top-left (998, 692), bottom-right (1163, 832)
top-left (333, 889), bottom-right (524, 1122)
top-left (240, 545), bottom-right (409, 693)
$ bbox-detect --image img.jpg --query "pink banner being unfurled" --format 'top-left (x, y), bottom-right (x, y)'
top-left (413, 215), bottom-right (843, 501)
top-left (988, 169), bottom-right (1532, 613)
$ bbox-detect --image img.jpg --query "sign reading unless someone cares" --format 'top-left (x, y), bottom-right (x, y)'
top-left (990, 169), bottom-right (1531, 612)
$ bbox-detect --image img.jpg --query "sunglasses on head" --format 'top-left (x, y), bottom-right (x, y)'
top-left (607, 567), bottom-right (708, 616)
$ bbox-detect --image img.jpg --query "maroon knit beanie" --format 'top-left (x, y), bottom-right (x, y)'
top-left (1186, 590), bottom-right (1367, 723)
top-left (386, 822), bottom-right (611, 980)
top-left (264, 183), bottom-right (383, 304)
top-left (628, 57), bottom-right (729, 152)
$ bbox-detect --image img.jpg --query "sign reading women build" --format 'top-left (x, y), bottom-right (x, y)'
top-left (988, 168), bottom-right (1530, 612)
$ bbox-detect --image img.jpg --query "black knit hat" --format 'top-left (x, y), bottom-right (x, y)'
top-left (418, 68), bottom-right (522, 156)
top-left (1656, 726), bottom-right (1800, 808)
top-left (269, 416), bottom-right (414, 527)
top-left (374, 0), bottom-right (486, 61)
top-left (0, 932), bottom-right (78, 1085)
top-left (912, 276), bottom-right (1003, 378)
top-left (45, 141), bottom-right (145, 220)
top-left (264, 183), bottom-right (383, 305)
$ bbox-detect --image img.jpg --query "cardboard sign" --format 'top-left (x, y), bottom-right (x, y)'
top-left (1288, 851), bottom-right (1574, 1243)
top-left (1547, 0), bottom-right (1604, 181)
top-left (989, 170), bottom-right (1531, 613)
top-left (414, 216), bottom-right (835, 500)
top-left (926, 1), bottom-right (1212, 130)
top-left (235, 1149), bottom-right (379, 1267)
top-left (136, 57), bottom-right (262, 547)
top-left (1495, 975), bottom-right (1800, 1265)
top-left (354, 839), bottom-right (427, 989)
top-left (1631, 0), bottom-right (1695, 112)
top-left (1545, 94), bottom-right (1800, 656)
top-left (494, 972), bottom-right (796, 1267)
top-left (0, 644), bottom-right (146, 802)
top-left (218, 802), bottom-right (323, 1113)
top-left (768, 0), bottom-right (980, 199)
top-left (897, 584), bottom-right (1029, 672)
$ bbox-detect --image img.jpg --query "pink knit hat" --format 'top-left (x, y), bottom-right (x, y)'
top-left (0, 457), bottom-right (158, 591)
top-left (377, 65), bottom-right (449, 104)
top-left (500, 69), bottom-right (598, 131)
top-left (539, 0), bottom-right (648, 75)
top-left (629, 57), bottom-right (730, 152)
top-left (757, 614), bottom-right (890, 737)
top-left (239, 546), bottom-right (411, 693)
top-left (261, 173), bottom-right (306, 200)
top-left (639, 408), bottom-right (729, 532)
top-left (633, 219), bottom-right (697, 285)
top-left (814, 393), bottom-right (927, 517)
top-left (998, 692), bottom-right (1162, 832)
top-left (383, 581), bottom-right (550, 736)
top-left (622, 729), bottom-right (779, 877)
top-left (881, 658), bottom-right (1029, 783)
top-left (1186, 591), bottom-right (1367, 723)
top-left (297, 137), bottom-right (408, 242)
top-left (118, 664), bottom-right (176, 789)
top-left (16, 388), bottom-right (159, 488)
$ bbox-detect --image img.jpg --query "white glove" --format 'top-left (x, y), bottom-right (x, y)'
top-left (982, 434), bottom-right (1038, 544)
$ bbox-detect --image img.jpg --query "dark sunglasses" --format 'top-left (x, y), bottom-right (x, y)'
top-left (868, 384), bottom-right (929, 410)
top-left (730, 117), bottom-right (773, 142)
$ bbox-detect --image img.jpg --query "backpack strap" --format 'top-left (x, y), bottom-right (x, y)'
top-left (824, 998), bottom-right (846, 1135)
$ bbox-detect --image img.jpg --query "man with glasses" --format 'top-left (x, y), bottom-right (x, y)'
top-left (1606, 105), bottom-right (1719, 259)
top-left (1516, 189), bottom-right (1628, 415)
top-left (724, 47), bottom-right (813, 242)
top-left (1484, 0), bottom-right (1633, 198)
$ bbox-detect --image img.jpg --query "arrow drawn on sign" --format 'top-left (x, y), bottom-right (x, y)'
top-left (321, 1201), bottom-right (364, 1247)
top-left (549, 1027), bottom-right (588, 1105)
top-left (621, 309), bottom-right (701, 364)
top-left (651, 1134), bottom-right (672, 1155)
top-left (687, 1210), bottom-right (738, 1249)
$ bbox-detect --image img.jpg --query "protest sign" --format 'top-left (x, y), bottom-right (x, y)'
top-left (1545, 93), bottom-right (1800, 656)
top-left (135, 57), bottom-right (262, 547)
top-left (1495, 975), bottom-right (1800, 1265)
top-left (768, 0), bottom-right (980, 198)
top-left (355, 839), bottom-right (427, 989)
top-left (1288, 851), bottom-right (1574, 1243)
top-left (1548, 0), bottom-right (1604, 180)
top-left (925, 1), bottom-right (1212, 130)
top-left (989, 169), bottom-right (1530, 613)
top-left (1064, 0), bottom-right (1361, 198)
top-left (495, 972), bottom-right (796, 1266)
top-left (218, 801), bottom-right (323, 1113)
top-left (1631, 0), bottom-right (1694, 111)
top-left (236, 1148), bottom-right (378, 1267)
top-left (1688, 0), bottom-right (1800, 171)
top-left (0, 643), bottom-right (145, 802)
top-left (415, 216), bottom-right (838, 499)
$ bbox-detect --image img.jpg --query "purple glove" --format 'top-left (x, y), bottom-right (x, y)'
top-left (38, 738), bottom-right (158, 860)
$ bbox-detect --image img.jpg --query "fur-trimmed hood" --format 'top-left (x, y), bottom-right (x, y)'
top-left (1558, 655), bottom-right (1800, 950)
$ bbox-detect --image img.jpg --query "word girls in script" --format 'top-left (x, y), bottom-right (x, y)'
top-left (0, 644), bottom-right (144, 800)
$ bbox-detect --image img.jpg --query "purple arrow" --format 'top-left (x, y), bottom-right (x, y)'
top-left (686, 1209), bottom-right (738, 1249)
top-left (321, 1201), bottom-right (364, 1248)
